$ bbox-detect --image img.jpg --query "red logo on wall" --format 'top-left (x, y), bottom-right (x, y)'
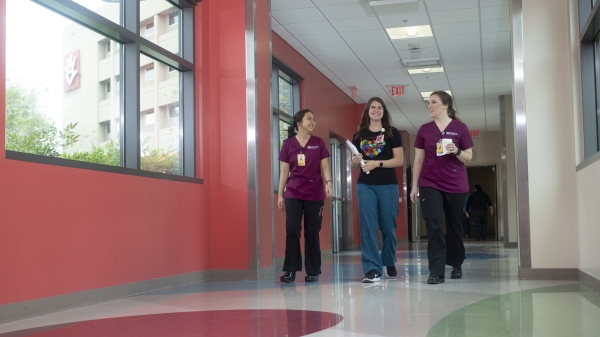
top-left (390, 85), bottom-right (404, 96)
top-left (64, 50), bottom-right (80, 92)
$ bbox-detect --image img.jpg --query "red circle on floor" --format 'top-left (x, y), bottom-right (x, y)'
top-left (0, 310), bottom-right (344, 336)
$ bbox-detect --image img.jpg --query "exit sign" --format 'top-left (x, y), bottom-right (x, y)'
top-left (390, 85), bottom-right (405, 96)
top-left (470, 130), bottom-right (480, 137)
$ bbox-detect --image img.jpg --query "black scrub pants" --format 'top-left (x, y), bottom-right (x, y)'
top-left (283, 198), bottom-right (324, 275)
top-left (419, 187), bottom-right (467, 278)
top-left (471, 211), bottom-right (488, 240)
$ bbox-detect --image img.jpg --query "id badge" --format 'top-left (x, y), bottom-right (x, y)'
top-left (297, 154), bottom-right (306, 166)
top-left (376, 134), bottom-right (385, 143)
top-left (436, 140), bottom-right (443, 155)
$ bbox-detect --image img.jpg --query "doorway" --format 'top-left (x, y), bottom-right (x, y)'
top-left (329, 138), bottom-right (353, 253)
top-left (466, 165), bottom-right (498, 240)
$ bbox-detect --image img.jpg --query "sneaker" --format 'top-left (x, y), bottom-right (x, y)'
top-left (427, 275), bottom-right (445, 284)
top-left (362, 270), bottom-right (381, 283)
top-left (384, 266), bottom-right (397, 278)
top-left (450, 266), bottom-right (462, 279)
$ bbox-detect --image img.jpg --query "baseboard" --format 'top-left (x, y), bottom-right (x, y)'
top-left (579, 270), bottom-right (600, 296)
top-left (504, 242), bottom-right (518, 248)
top-left (0, 270), bottom-right (211, 324)
top-left (211, 266), bottom-right (276, 281)
top-left (519, 268), bottom-right (579, 280)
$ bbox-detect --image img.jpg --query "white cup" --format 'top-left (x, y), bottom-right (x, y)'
top-left (441, 138), bottom-right (453, 155)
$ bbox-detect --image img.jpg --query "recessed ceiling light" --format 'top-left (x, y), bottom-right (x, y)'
top-left (368, 0), bottom-right (421, 6)
top-left (386, 25), bottom-right (433, 39)
top-left (421, 91), bottom-right (452, 100)
top-left (408, 66), bottom-right (444, 74)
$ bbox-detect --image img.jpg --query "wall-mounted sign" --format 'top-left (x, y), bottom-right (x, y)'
top-left (470, 130), bottom-right (480, 138)
top-left (64, 50), bottom-right (80, 92)
top-left (390, 85), bottom-right (405, 96)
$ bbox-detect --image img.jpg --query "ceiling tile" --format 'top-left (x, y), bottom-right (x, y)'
top-left (272, 25), bottom-right (291, 38)
top-left (480, 6), bottom-right (509, 21)
top-left (308, 43), bottom-right (353, 56)
top-left (272, 0), bottom-right (315, 11)
top-left (272, 8), bottom-right (325, 25)
top-left (450, 77), bottom-right (483, 85)
top-left (444, 62), bottom-right (482, 71)
top-left (428, 8), bottom-right (479, 24)
top-left (481, 32), bottom-right (510, 43)
top-left (335, 70), bottom-right (375, 79)
top-left (283, 21), bottom-right (337, 36)
top-left (437, 33), bottom-right (481, 46)
top-left (446, 70), bottom-right (483, 78)
top-left (339, 29), bottom-right (390, 43)
top-left (482, 51), bottom-right (511, 62)
top-left (329, 17), bottom-right (382, 32)
top-left (272, 18), bottom-right (280, 26)
top-left (319, 3), bottom-right (375, 21)
top-left (296, 33), bottom-right (346, 47)
top-left (392, 37), bottom-right (437, 50)
top-left (425, 0), bottom-right (479, 11)
top-left (356, 51), bottom-right (401, 62)
top-left (480, 0), bottom-right (509, 7)
top-left (317, 53), bottom-right (362, 63)
top-left (432, 22), bottom-right (480, 36)
top-left (349, 40), bottom-right (396, 54)
top-left (485, 68), bottom-right (512, 76)
top-left (481, 19), bottom-right (510, 33)
top-left (397, 48), bottom-right (439, 59)
top-left (312, 0), bottom-right (368, 7)
top-left (371, 2), bottom-right (425, 15)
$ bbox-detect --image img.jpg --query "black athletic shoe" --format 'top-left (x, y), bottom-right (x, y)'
top-left (280, 271), bottom-right (295, 283)
top-left (450, 266), bottom-right (462, 279)
top-left (427, 275), bottom-right (445, 284)
top-left (305, 275), bottom-right (318, 282)
top-left (362, 270), bottom-right (381, 283)
top-left (385, 266), bottom-right (397, 278)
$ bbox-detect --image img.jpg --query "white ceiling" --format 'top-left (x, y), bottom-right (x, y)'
top-left (271, 0), bottom-right (512, 135)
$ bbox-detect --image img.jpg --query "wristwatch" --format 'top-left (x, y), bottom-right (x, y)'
top-left (379, 160), bottom-right (383, 167)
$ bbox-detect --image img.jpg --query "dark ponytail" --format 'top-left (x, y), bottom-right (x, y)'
top-left (287, 109), bottom-right (313, 139)
top-left (431, 90), bottom-right (461, 122)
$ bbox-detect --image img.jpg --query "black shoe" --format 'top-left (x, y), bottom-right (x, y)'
top-left (280, 271), bottom-right (295, 283)
top-left (362, 270), bottom-right (381, 283)
top-left (427, 275), bottom-right (445, 284)
top-left (476, 238), bottom-right (481, 241)
top-left (305, 275), bottom-right (318, 282)
top-left (385, 266), bottom-right (397, 278)
top-left (451, 266), bottom-right (462, 279)
top-left (483, 237), bottom-right (487, 241)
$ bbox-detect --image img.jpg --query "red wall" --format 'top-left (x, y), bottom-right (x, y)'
top-left (0, 4), bottom-right (212, 307)
top-left (272, 33), bottom-right (361, 258)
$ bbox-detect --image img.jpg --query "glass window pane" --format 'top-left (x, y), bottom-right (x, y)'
top-left (72, 0), bottom-right (121, 26)
top-left (140, 55), bottom-right (181, 175)
top-left (141, 0), bottom-right (181, 55)
top-left (278, 77), bottom-right (292, 114)
top-left (279, 119), bottom-right (291, 150)
top-left (6, 0), bottom-right (121, 165)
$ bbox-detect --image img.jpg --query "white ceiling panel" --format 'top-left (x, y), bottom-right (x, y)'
top-left (272, 18), bottom-right (280, 26)
top-left (369, 67), bottom-right (410, 77)
top-left (374, 76), bottom-right (414, 85)
top-left (480, 0), bottom-right (509, 7)
top-left (411, 72), bottom-right (446, 81)
top-left (312, 0), bottom-right (367, 5)
top-left (480, 6), bottom-right (510, 21)
top-left (325, 62), bottom-right (367, 71)
top-left (481, 19), bottom-right (510, 33)
top-left (483, 51), bottom-right (511, 62)
top-left (372, 2), bottom-right (425, 16)
top-left (485, 68), bottom-right (512, 76)
top-left (272, 25), bottom-right (292, 39)
top-left (335, 70), bottom-right (375, 79)
top-left (378, 12), bottom-right (430, 28)
top-left (446, 70), bottom-right (483, 78)
top-left (308, 44), bottom-right (354, 56)
top-left (355, 51), bottom-right (401, 62)
top-left (450, 77), bottom-right (483, 85)
top-left (432, 22), bottom-right (480, 36)
top-left (272, 8), bottom-right (325, 25)
top-left (353, 83), bottom-right (387, 91)
top-left (444, 62), bottom-right (483, 71)
top-left (319, 3), bottom-right (375, 21)
top-left (329, 17), bottom-right (381, 32)
top-left (339, 30), bottom-right (390, 43)
top-left (349, 41), bottom-right (396, 53)
top-left (317, 53), bottom-right (362, 63)
top-left (442, 53), bottom-right (482, 63)
top-left (483, 61), bottom-right (511, 69)
top-left (482, 32), bottom-right (510, 44)
top-left (481, 42), bottom-right (510, 53)
top-left (428, 8), bottom-right (479, 24)
top-left (283, 21), bottom-right (337, 36)
top-left (437, 34), bottom-right (481, 46)
top-left (341, 76), bottom-right (380, 85)
top-left (439, 43), bottom-right (480, 55)
top-left (397, 48), bottom-right (439, 59)
top-left (425, 0), bottom-right (478, 11)
top-left (296, 33), bottom-right (346, 47)
top-left (272, 0), bottom-right (315, 11)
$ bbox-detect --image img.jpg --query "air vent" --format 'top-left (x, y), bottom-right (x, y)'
top-left (402, 57), bottom-right (442, 69)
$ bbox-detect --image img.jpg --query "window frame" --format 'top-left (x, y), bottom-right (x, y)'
top-left (5, 0), bottom-right (200, 182)
top-left (271, 57), bottom-right (303, 191)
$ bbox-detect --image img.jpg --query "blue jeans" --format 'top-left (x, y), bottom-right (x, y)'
top-left (356, 184), bottom-right (399, 275)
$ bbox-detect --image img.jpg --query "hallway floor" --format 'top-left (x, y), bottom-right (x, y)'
top-left (1, 242), bottom-right (599, 336)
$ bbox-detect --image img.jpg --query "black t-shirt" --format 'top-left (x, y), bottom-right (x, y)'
top-left (352, 127), bottom-right (403, 185)
top-left (466, 191), bottom-right (493, 212)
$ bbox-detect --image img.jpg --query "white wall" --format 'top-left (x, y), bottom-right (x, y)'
top-left (522, 0), bottom-right (579, 268)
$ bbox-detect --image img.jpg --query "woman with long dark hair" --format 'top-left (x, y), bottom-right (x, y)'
top-left (410, 91), bottom-right (474, 284)
top-left (278, 109), bottom-right (332, 283)
top-left (351, 97), bottom-right (404, 283)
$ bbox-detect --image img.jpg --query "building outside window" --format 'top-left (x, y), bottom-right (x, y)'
top-left (5, 0), bottom-right (196, 177)
top-left (580, 0), bottom-right (600, 159)
top-left (169, 10), bottom-right (180, 26)
top-left (271, 59), bottom-right (302, 189)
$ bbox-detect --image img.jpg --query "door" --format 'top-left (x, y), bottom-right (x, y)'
top-left (330, 138), bottom-right (350, 253)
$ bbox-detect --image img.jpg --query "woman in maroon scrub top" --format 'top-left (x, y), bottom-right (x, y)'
top-left (410, 91), bottom-right (474, 284)
top-left (278, 109), bottom-right (333, 283)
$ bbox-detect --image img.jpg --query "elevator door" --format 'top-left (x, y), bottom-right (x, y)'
top-left (330, 138), bottom-right (351, 253)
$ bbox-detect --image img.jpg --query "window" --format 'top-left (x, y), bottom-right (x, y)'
top-left (169, 10), bottom-right (180, 26)
top-left (271, 58), bottom-right (303, 189)
top-left (145, 67), bottom-right (155, 81)
top-left (5, 0), bottom-right (197, 178)
top-left (145, 22), bottom-right (154, 37)
top-left (580, 0), bottom-right (600, 159)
